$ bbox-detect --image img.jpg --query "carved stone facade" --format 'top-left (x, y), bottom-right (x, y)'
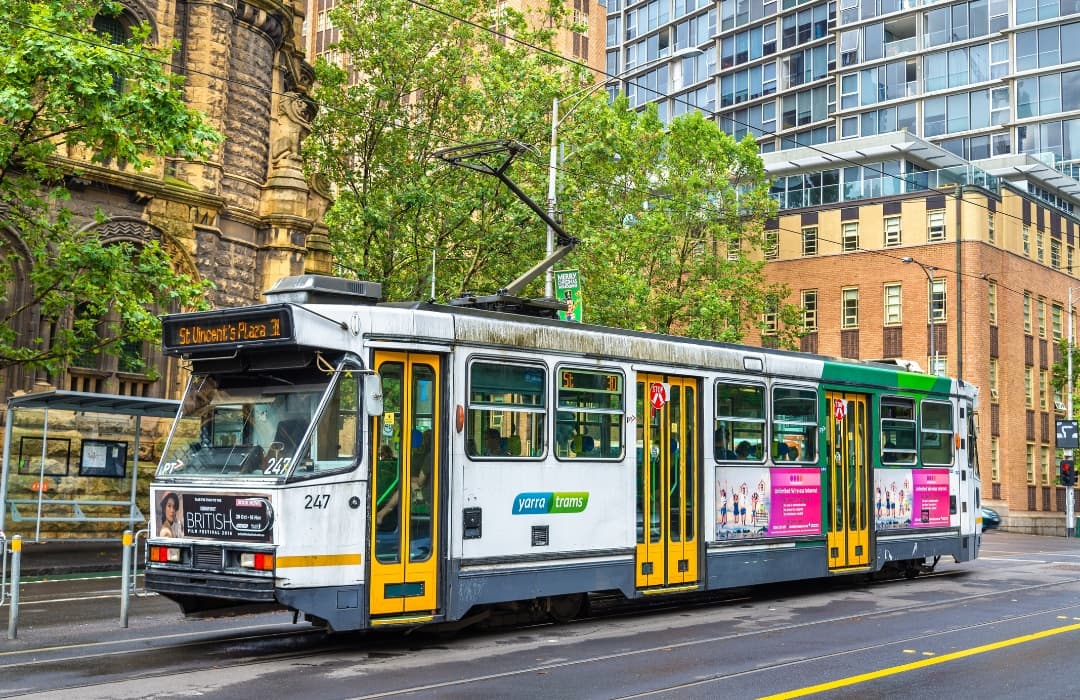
top-left (3, 0), bottom-right (330, 403)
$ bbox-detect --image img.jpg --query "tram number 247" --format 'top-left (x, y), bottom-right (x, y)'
top-left (304, 493), bottom-right (330, 509)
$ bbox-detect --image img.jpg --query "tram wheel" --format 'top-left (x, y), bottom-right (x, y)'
top-left (544, 593), bottom-right (586, 623)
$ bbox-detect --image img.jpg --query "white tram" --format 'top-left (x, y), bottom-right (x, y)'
top-left (146, 274), bottom-right (982, 630)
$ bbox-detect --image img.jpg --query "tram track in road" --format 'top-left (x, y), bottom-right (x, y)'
top-left (6, 567), bottom-right (1079, 698)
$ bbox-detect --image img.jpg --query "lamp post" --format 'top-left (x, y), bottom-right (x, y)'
top-left (1067, 288), bottom-right (1079, 536)
top-left (902, 256), bottom-right (938, 374)
top-left (545, 47), bottom-right (704, 297)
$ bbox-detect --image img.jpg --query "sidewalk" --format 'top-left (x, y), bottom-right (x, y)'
top-left (4, 538), bottom-right (126, 577)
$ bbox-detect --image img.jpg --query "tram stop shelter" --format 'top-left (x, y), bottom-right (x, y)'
top-left (0, 390), bottom-right (179, 542)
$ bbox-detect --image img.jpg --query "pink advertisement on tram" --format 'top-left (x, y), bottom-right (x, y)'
top-left (716, 467), bottom-right (821, 540)
top-left (874, 469), bottom-right (951, 530)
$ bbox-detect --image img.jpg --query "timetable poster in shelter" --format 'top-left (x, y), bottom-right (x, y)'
top-left (555, 269), bottom-right (582, 322)
top-left (874, 469), bottom-right (951, 530)
top-left (715, 467), bottom-right (821, 540)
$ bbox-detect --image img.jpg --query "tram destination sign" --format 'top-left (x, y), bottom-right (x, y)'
top-left (162, 306), bottom-right (294, 353)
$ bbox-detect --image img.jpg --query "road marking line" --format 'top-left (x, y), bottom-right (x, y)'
top-left (760, 621), bottom-right (1080, 699)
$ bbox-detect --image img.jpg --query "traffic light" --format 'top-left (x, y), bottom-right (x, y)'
top-left (1061, 460), bottom-right (1076, 487)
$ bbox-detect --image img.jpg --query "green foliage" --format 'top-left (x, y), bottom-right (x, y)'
top-left (1051, 336), bottom-right (1080, 408)
top-left (0, 0), bottom-right (220, 374)
top-left (308, 0), bottom-right (793, 344)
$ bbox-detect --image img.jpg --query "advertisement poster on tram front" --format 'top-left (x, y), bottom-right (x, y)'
top-left (716, 467), bottom-right (821, 540)
top-left (874, 469), bottom-right (951, 530)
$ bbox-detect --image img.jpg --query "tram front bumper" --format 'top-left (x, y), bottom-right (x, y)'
top-left (146, 566), bottom-right (277, 605)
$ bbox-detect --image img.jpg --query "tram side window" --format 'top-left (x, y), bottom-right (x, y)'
top-left (771, 387), bottom-right (817, 463)
top-left (920, 400), bottom-right (954, 465)
top-left (715, 382), bottom-right (765, 461)
top-left (880, 396), bottom-right (917, 464)
top-left (466, 361), bottom-right (545, 459)
top-left (307, 371), bottom-right (359, 473)
top-left (556, 367), bottom-right (624, 459)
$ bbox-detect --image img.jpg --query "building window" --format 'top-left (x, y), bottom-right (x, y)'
top-left (1024, 291), bottom-right (1032, 334)
top-left (762, 295), bottom-right (779, 336)
top-left (842, 287), bottom-right (859, 329)
top-left (884, 216), bottom-right (901, 247)
top-left (1038, 296), bottom-right (1046, 338)
top-left (842, 222), bottom-right (859, 251)
top-left (929, 355), bottom-right (947, 376)
top-left (1040, 369), bottom-right (1049, 410)
top-left (987, 210), bottom-right (995, 243)
top-left (1036, 230), bottom-right (1045, 262)
top-left (990, 357), bottom-right (999, 401)
top-left (802, 226), bottom-right (818, 256)
top-left (991, 436), bottom-right (999, 483)
top-left (765, 230), bottom-right (779, 260)
top-left (1053, 303), bottom-right (1064, 340)
top-left (884, 283), bottom-right (902, 325)
top-left (930, 278), bottom-right (946, 322)
top-left (1042, 446), bottom-right (1051, 485)
top-left (1023, 225), bottom-right (1031, 256)
top-left (1052, 239), bottom-right (1062, 269)
top-left (927, 210), bottom-right (945, 241)
top-left (989, 281), bottom-right (998, 325)
top-left (1026, 443), bottom-right (1035, 485)
top-left (802, 289), bottom-right (818, 331)
top-left (1025, 366), bottom-right (1033, 408)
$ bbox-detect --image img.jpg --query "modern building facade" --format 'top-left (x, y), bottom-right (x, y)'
top-left (603, 0), bottom-right (1080, 531)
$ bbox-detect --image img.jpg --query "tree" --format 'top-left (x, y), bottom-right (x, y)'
top-left (306, 0), bottom-right (579, 301)
top-left (1052, 336), bottom-right (1080, 410)
top-left (308, 0), bottom-right (797, 345)
top-left (554, 99), bottom-right (798, 343)
top-left (0, 0), bottom-right (220, 376)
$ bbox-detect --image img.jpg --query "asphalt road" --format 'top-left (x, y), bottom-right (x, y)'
top-left (3, 531), bottom-right (1080, 699)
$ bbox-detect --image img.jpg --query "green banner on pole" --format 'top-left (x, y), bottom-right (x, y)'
top-left (555, 269), bottom-right (582, 322)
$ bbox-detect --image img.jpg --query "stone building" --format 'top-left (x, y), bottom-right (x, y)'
top-left (2, 0), bottom-right (331, 404)
top-left (0, 0), bottom-right (329, 538)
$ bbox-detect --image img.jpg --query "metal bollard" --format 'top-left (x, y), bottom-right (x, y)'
top-left (120, 530), bottom-right (132, 628)
top-left (7, 535), bottom-right (20, 640)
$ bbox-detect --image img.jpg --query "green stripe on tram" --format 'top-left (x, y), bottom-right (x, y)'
top-left (820, 361), bottom-right (951, 393)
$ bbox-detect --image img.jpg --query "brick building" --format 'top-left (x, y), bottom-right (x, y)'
top-left (752, 132), bottom-right (1080, 533)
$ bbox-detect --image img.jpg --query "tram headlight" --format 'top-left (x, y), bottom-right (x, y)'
top-left (239, 552), bottom-right (275, 571)
top-left (149, 545), bottom-right (182, 563)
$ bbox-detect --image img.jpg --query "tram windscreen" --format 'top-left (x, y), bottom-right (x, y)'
top-left (157, 372), bottom-right (335, 478)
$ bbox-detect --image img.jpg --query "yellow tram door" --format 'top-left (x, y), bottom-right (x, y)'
top-left (369, 352), bottom-right (441, 618)
top-left (635, 375), bottom-right (699, 591)
top-left (825, 391), bottom-right (871, 571)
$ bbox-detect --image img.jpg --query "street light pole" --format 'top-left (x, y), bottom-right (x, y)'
top-left (1068, 288), bottom-right (1075, 536)
top-left (902, 256), bottom-right (938, 374)
top-left (546, 96), bottom-right (560, 298)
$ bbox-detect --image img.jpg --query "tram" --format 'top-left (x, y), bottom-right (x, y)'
top-left (145, 274), bottom-right (982, 631)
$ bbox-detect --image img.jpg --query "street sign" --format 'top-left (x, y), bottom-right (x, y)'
top-left (1056, 419), bottom-right (1080, 448)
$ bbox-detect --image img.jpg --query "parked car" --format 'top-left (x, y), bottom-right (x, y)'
top-left (981, 506), bottom-right (1001, 531)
